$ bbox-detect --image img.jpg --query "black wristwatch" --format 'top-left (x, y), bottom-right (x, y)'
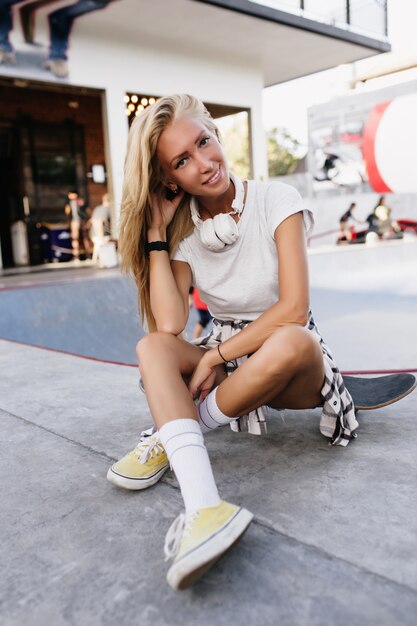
top-left (145, 241), bottom-right (169, 256)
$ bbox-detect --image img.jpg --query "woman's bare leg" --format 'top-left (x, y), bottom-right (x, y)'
top-left (138, 333), bottom-right (226, 520)
top-left (216, 326), bottom-right (324, 416)
top-left (136, 332), bottom-right (226, 429)
top-left (138, 326), bottom-right (323, 432)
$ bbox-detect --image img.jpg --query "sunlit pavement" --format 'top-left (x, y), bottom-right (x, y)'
top-left (1, 243), bottom-right (417, 626)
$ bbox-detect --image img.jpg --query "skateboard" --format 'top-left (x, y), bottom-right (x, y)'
top-left (343, 373), bottom-right (416, 411)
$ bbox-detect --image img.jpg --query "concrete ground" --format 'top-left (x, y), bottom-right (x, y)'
top-left (1, 242), bottom-right (417, 625)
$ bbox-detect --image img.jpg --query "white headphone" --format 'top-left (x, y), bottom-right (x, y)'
top-left (189, 171), bottom-right (245, 252)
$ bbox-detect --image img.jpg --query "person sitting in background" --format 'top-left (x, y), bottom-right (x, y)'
top-left (373, 196), bottom-right (401, 238)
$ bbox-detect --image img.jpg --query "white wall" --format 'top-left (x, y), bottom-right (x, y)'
top-left (6, 2), bottom-right (268, 231)
top-left (68, 36), bottom-right (267, 228)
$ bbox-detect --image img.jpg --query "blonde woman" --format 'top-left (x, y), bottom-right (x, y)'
top-left (107, 94), bottom-right (358, 590)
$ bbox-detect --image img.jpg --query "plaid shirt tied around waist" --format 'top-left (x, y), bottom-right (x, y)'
top-left (193, 310), bottom-right (358, 446)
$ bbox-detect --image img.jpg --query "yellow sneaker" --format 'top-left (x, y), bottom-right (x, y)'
top-left (164, 500), bottom-right (253, 590)
top-left (107, 429), bottom-right (169, 490)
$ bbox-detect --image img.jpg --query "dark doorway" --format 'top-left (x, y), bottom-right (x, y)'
top-left (20, 118), bottom-right (88, 224)
top-left (0, 80), bottom-right (107, 270)
top-left (0, 118), bottom-right (88, 268)
top-left (0, 126), bottom-right (20, 268)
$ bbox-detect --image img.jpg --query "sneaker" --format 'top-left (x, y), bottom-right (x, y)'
top-left (43, 58), bottom-right (68, 78)
top-left (107, 428), bottom-right (169, 490)
top-left (0, 48), bottom-right (16, 64)
top-left (164, 500), bottom-right (253, 590)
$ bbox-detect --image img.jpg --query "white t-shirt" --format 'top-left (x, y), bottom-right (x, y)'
top-left (171, 180), bottom-right (314, 321)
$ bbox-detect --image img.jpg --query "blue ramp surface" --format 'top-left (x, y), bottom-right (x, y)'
top-left (0, 274), bottom-right (200, 364)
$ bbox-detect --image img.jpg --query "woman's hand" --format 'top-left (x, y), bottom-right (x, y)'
top-left (188, 350), bottom-right (218, 403)
top-left (149, 188), bottom-right (184, 234)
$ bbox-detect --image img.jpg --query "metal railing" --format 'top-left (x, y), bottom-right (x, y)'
top-left (247, 0), bottom-right (388, 38)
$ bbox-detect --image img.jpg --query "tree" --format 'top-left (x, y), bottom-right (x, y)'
top-left (216, 112), bottom-right (251, 180)
top-left (267, 127), bottom-right (304, 177)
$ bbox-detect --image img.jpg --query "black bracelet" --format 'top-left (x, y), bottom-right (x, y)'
top-left (145, 241), bottom-right (169, 256)
top-left (217, 343), bottom-right (231, 365)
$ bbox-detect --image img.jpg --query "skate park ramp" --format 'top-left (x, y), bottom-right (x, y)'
top-left (1, 239), bottom-right (417, 372)
top-left (0, 268), bottom-right (201, 365)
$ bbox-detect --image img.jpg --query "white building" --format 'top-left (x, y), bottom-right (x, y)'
top-left (0, 0), bottom-right (389, 268)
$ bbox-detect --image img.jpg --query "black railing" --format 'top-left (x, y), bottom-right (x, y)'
top-left (248, 0), bottom-right (388, 37)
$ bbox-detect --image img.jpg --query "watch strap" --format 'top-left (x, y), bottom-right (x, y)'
top-left (145, 241), bottom-right (169, 255)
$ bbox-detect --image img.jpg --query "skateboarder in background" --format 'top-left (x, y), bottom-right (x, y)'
top-left (107, 94), bottom-right (359, 590)
top-left (337, 202), bottom-right (368, 244)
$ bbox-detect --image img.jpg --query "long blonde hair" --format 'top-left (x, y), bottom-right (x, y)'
top-left (119, 94), bottom-right (220, 332)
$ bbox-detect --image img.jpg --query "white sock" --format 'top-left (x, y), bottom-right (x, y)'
top-left (158, 419), bottom-right (221, 513)
top-left (198, 386), bottom-right (235, 433)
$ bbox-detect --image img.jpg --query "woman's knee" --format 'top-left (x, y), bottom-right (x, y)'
top-left (136, 332), bottom-right (178, 365)
top-left (261, 327), bottom-right (320, 376)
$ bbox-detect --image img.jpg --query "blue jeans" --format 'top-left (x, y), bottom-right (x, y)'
top-left (48, 0), bottom-right (115, 60)
top-left (0, 0), bottom-right (22, 53)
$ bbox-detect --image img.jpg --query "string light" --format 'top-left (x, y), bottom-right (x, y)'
top-left (124, 93), bottom-right (158, 125)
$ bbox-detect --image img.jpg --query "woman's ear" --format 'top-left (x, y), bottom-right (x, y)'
top-left (164, 179), bottom-right (178, 192)
top-left (165, 187), bottom-right (178, 201)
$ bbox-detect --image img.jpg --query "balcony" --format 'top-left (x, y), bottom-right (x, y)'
top-left (246, 0), bottom-right (388, 39)
top-left (83, 0), bottom-right (391, 88)
top-left (194, 1), bottom-right (390, 83)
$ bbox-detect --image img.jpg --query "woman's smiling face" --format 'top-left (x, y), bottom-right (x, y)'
top-left (157, 116), bottom-right (229, 198)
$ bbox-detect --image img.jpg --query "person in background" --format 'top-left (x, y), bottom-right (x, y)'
top-left (91, 193), bottom-right (111, 236)
top-left (339, 202), bottom-right (356, 231)
top-left (189, 287), bottom-right (213, 339)
top-left (76, 194), bottom-right (92, 258)
top-left (338, 202), bottom-right (361, 241)
top-left (65, 190), bottom-right (81, 260)
top-left (65, 191), bottom-right (91, 260)
top-left (45, 0), bottom-right (120, 78)
top-left (373, 195), bottom-right (401, 238)
top-left (81, 204), bottom-right (93, 258)
top-left (90, 193), bottom-right (111, 264)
